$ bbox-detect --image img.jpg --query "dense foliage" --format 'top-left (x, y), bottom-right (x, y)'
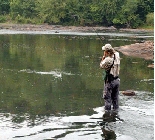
top-left (0, 0), bottom-right (154, 28)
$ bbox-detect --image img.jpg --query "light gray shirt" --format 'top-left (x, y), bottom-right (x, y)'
top-left (100, 51), bottom-right (120, 77)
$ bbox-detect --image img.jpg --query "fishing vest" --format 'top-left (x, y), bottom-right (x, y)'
top-left (103, 54), bottom-right (118, 83)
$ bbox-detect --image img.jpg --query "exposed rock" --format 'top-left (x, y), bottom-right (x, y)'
top-left (114, 41), bottom-right (154, 61)
top-left (147, 64), bottom-right (154, 68)
top-left (121, 90), bottom-right (135, 96)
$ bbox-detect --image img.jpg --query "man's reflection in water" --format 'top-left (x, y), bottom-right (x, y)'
top-left (99, 111), bottom-right (123, 140)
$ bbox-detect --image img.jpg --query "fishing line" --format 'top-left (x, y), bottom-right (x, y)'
top-left (71, 14), bottom-right (104, 44)
top-left (92, 27), bottom-right (104, 44)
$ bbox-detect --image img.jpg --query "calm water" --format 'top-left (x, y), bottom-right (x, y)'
top-left (0, 31), bottom-right (154, 140)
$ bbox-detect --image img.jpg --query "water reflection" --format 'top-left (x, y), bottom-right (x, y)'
top-left (99, 111), bottom-right (121, 140)
top-left (0, 33), bottom-right (153, 140)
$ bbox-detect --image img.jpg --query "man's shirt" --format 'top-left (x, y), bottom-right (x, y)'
top-left (100, 51), bottom-right (120, 77)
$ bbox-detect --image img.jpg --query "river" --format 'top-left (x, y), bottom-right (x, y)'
top-left (0, 30), bottom-right (154, 140)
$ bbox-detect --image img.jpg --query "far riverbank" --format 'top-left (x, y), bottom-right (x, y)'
top-left (0, 23), bottom-right (154, 32)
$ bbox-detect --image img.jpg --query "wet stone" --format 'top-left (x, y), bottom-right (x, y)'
top-left (121, 90), bottom-right (135, 96)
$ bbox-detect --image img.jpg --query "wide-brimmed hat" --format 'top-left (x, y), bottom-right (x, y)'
top-left (102, 44), bottom-right (114, 52)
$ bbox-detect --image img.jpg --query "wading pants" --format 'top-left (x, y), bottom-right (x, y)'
top-left (103, 78), bottom-right (120, 111)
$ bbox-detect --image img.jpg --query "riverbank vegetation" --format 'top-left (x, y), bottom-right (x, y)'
top-left (0, 0), bottom-right (154, 28)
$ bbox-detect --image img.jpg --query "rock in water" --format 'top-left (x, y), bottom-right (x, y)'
top-left (121, 90), bottom-right (135, 96)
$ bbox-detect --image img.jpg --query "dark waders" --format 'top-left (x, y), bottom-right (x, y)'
top-left (103, 78), bottom-right (120, 111)
top-left (103, 54), bottom-right (120, 111)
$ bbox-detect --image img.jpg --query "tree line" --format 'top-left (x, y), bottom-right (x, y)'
top-left (0, 0), bottom-right (154, 28)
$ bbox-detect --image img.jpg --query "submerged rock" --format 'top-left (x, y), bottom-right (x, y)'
top-left (121, 90), bottom-right (135, 96)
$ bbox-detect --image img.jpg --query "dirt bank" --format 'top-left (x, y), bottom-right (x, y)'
top-left (0, 23), bottom-right (154, 32)
top-left (0, 23), bottom-right (116, 32)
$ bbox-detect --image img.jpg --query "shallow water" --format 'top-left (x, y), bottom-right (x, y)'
top-left (0, 31), bottom-right (153, 140)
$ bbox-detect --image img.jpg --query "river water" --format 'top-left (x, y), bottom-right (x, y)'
top-left (0, 30), bottom-right (154, 140)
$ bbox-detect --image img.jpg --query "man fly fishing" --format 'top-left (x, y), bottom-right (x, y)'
top-left (100, 44), bottom-right (120, 112)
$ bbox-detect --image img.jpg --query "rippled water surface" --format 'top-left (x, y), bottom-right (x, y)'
top-left (0, 31), bottom-right (153, 140)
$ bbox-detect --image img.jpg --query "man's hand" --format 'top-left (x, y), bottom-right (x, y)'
top-left (102, 56), bottom-right (105, 60)
top-left (101, 51), bottom-right (108, 60)
top-left (104, 51), bottom-right (108, 57)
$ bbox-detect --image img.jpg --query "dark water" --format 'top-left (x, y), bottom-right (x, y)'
top-left (0, 31), bottom-right (153, 140)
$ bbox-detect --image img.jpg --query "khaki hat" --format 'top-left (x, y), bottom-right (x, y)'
top-left (102, 44), bottom-right (114, 52)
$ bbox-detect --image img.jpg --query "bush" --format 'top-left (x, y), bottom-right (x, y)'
top-left (0, 15), bottom-right (7, 23)
top-left (14, 15), bottom-right (42, 24)
top-left (146, 13), bottom-right (154, 26)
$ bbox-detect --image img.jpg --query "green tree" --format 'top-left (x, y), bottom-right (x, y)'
top-left (113, 0), bottom-right (141, 28)
top-left (36, 0), bottom-right (68, 24)
top-left (10, 0), bottom-right (37, 19)
top-left (0, 0), bottom-right (10, 14)
top-left (146, 12), bottom-right (154, 26)
top-left (136, 0), bottom-right (154, 22)
top-left (3, 0), bottom-right (154, 28)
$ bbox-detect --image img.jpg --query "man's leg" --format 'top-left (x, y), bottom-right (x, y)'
top-left (103, 83), bottom-right (112, 111)
top-left (111, 79), bottom-right (120, 110)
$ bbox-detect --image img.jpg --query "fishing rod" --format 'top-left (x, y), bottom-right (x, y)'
top-left (92, 26), bottom-right (104, 44)
top-left (71, 14), bottom-right (105, 44)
